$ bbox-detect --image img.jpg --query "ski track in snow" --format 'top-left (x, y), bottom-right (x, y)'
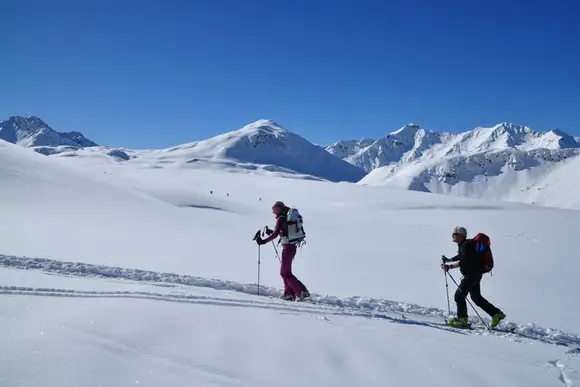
top-left (1, 253), bottom-right (580, 351)
top-left (547, 360), bottom-right (577, 387)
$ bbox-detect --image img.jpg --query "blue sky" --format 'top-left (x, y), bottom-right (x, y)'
top-left (3, 0), bottom-right (579, 148)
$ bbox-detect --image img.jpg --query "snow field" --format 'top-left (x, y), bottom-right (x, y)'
top-left (1, 139), bottom-right (580, 386)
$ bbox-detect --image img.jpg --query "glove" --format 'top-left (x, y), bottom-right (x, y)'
top-left (441, 263), bottom-right (450, 272)
top-left (264, 227), bottom-right (273, 236)
top-left (441, 255), bottom-right (450, 263)
top-left (256, 236), bottom-right (266, 245)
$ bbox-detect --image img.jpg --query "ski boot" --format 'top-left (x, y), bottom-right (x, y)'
top-left (491, 311), bottom-right (506, 328)
top-left (296, 290), bottom-right (310, 302)
top-left (280, 294), bottom-right (296, 301)
top-left (447, 317), bottom-right (471, 329)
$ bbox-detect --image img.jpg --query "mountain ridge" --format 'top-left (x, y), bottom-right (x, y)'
top-left (0, 116), bottom-right (97, 148)
top-left (16, 118), bottom-right (367, 183)
top-left (336, 121), bottom-right (580, 209)
top-left (326, 122), bottom-right (580, 173)
top-left (4, 115), bottom-right (580, 209)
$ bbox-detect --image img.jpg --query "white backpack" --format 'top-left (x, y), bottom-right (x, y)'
top-left (283, 207), bottom-right (306, 245)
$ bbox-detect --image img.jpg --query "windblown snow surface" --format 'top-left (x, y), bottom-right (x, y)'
top-left (1, 139), bottom-right (579, 387)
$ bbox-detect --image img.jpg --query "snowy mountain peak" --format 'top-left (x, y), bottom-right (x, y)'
top-left (492, 121), bottom-right (533, 134)
top-left (235, 119), bottom-right (288, 141)
top-left (465, 122), bottom-right (578, 151)
top-left (328, 121), bottom-right (580, 199)
top-left (10, 115), bottom-right (48, 128)
top-left (242, 119), bottom-right (284, 131)
top-left (354, 121), bottom-right (580, 201)
top-left (0, 115), bottom-right (97, 148)
top-left (389, 123), bottom-right (422, 137)
top-left (326, 123), bottom-right (444, 172)
top-left (209, 120), bottom-right (366, 182)
top-left (142, 120), bottom-right (367, 183)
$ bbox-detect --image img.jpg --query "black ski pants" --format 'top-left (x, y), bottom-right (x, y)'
top-left (455, 273), bottom-right (500, 319)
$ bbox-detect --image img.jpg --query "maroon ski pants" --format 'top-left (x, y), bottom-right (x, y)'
top-left (280, 244), bottom-right (307, 296)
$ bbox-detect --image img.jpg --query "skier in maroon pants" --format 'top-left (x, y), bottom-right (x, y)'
top-left (255, 201), bottom-right (310, 301)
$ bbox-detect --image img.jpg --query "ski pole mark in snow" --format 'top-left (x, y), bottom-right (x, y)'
top-left (547, 360), bottom-right (576, 387)
top-left (2, 253), bottom-right (580, 350)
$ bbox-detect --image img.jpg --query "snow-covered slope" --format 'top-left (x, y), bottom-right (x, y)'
top-left (151, 119), bottom-right (366, 182)
top-left (1, 139), bottom-right (580, 386)
top-left (0, 115), bottom-right (97, 148)
top-left (36, 119), bottom-right (366, 183)
top-left (511, 153), bottom-right (580, 209)
top-left (327, 122), bottom-right (580, 209)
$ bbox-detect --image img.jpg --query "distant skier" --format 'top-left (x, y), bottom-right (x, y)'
top-left (255, 201), bottom-right (310, 301)
top-left (441, 226), bottom-right (506, 328)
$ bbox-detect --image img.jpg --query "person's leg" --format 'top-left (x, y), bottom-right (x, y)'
top-left (454, 276), bottom-right (472, 319)
top-left (469, 274), bottom-right (500, 316)
top-left (469, 274), bottom-right (506, 326)
top-left (279, 253), bottom-right (294, 298)
top-left (281, 244), bottom-right (307, 296)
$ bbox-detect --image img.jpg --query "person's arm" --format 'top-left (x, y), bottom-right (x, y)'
top-left (262, 217), bottom-right (283, 244)
top-left (448, 253), bottom-right (460, 262)
top-left (442, 252), bottom-right (460, 263)
top-left (442, 249), bottom-right (463, 270)
top-left (446, 262), bottom-right (460, 270)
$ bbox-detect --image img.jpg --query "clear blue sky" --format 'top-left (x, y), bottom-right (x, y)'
top-left (3, 0), bottom-right (579, 148)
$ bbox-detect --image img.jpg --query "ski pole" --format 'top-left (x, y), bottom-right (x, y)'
top-left (271, 241), bottom-right (281, 262)
top-left (252, 229), bottom-right (263, 296)
top-left (444, 272), bottom-right (451, 316)
top-left (441, 257), bottom-right (451, 316)
top-left (257, 244), bottom-right (261, 296)
top-left (447, 271), bottom-right (491, 332)
top-left (263, 226), bottom-right (281, 262)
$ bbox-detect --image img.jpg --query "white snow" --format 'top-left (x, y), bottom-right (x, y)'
top-left (1, 138), bottom-right (580, 386)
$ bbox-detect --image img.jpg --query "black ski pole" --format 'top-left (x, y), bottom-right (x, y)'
top-left (444, 271), bottom-right (451, 316)
top-left (257, 245), bottom-right (261, 296)
top-left (447, 271), bottom-right (491, 332)
top-left (441, 257), bottom-right (451, 316)
top-left (252, 229), bottom-right (262, 296)
top-left (263, 226), bottom-right (281, 262)
top-left (271, 241), bottom-right (281, 262)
